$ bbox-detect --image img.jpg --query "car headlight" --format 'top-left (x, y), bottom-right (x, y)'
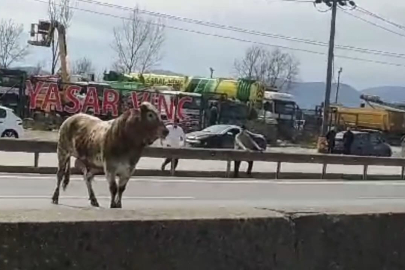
top-left (186, 137), bottom-right (201, 144)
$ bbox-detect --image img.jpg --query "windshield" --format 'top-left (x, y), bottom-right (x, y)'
top-left (219, 103), bottom-right (248, 121)
top-left (202, 125), bottom-right (230, 133)
top-left (274, 100), bottom-right (296, 115)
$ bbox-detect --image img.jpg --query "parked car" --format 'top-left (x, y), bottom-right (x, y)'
top-left (0, 106), bottom-right (23, 138)
top-left (185, 124), bottom-right (267, 149)
top-left (333, 129), bottom-right (392, 157)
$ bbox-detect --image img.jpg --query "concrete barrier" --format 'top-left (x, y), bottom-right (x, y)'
top-left (294, 213), bottom-right (405, 269)
top-left (0, 208), bottom-right (404, 269)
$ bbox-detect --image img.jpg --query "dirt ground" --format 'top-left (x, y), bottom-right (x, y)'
top-left (23, 129), bottom-right (59, 141)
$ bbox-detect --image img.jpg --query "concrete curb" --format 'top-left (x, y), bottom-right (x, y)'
top-left (0, 210), bottom-right (403, 269)
top-left (0, 165), bottom-right (402, 180)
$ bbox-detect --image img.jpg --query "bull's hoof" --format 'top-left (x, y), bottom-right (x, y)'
top-left (90, 199), bottom-right (99, 207)
top-left (110, 202), bottom-right (122, 208)
top-left (51, 194), bottom-right (59, 204)
top-left (62, 183), bottom-right (69, 191)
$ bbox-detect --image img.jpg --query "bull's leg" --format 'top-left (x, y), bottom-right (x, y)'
top-left (52, 150), bottom-right (70, 204)
top-left (115, 175), bottom-right (131, 209)
top-left (83, 168), bottom-right (99, 207)
top-left (106, 172), bottom-right (118, 208)
top-left (247, 161), bottom-right (254, 177)
top-left (233, 160), bottom-right (241, 178)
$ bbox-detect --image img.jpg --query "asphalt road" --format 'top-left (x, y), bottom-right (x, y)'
top-left (1, 173), bottom-right (405, 214)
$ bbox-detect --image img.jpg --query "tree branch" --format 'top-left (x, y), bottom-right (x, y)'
top-left (0, 19), bottom-right (29, 68)
top-left (111, 6), bottom-right (165, 74)
top-left (233, 45), bottom-right (300, 91)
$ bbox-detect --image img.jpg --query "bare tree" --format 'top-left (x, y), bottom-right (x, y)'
top-left (48, 0), bottom-right (75, 75)
top-left (72, 57), bottom-right (94, 74)
top-left (0, 19), bottom-right (29, 68)
top-left (234, 46), bottom-right (300, 90)
top-left (138, 21), bottom-right (165, 73)
top-left (112, 6), bottom-right (165, 74)
top-left (233, 46), bottom-right (265, 79)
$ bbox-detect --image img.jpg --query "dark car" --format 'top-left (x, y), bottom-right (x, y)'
top-left (333, 129), bottom-right (392, 157)
top-left (185, 124), bottom-right (267, 149)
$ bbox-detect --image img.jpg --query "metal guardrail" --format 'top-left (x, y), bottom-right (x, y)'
top-left (0, 138), bottom-right (404, 179)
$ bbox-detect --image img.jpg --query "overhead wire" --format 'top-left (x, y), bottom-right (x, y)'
top-left (356, 6), bottom-right (405, 31)
top-left (339, 7), bottom-right (405, 38)
top-left (26, 0), bottom-right (405, 68)
top-left (269, 0), bottom-right (314, 2)
top-left (48, 0), bottom-right (405, 59)
top-left (264, 0), bottom-right (315, 3)
top-left (71, 0), bottom-right (330, 47)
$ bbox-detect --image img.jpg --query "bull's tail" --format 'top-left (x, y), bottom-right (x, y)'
top-left (62, 160), bottom-right (71, 191)
top-left (56, 143), bottom-right (71, 192)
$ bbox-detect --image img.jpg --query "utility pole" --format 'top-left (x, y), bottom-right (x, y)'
top-left (335, 67), bottom-right (343, 104)
top-left (320, 0), bottom-right (338, 136)
top-left (314, 0), bottom-right (356, 152)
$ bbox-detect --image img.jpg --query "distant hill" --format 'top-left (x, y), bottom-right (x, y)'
top-left (287, 82), bottom-right (362, 109)
top-left (13, 66), bottom-right (51, 76)
top-left (147, 69), bottom-right (186, 77)
top-left (361, 86), bottom-right (405, 103)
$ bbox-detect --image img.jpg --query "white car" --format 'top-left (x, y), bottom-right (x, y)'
top-left (0, 106), bottom-right (24, 138)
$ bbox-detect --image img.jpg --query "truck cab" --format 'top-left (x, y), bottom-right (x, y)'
top-left (258, 91), bottom-right (299, 122)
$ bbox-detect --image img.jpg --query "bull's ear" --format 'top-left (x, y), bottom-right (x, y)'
top-left (140, 102), bottom-right (149, 113)
top-left (129, 108), bottom-right (139, 114)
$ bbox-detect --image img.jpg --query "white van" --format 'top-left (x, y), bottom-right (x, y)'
top-left (0, 106), bottom-right (24, 138)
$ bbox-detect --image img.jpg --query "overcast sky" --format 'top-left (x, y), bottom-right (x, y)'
top-left (1, 0), bottom-right (405, 90)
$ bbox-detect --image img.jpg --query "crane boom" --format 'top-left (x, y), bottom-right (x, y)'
top-left (28, 20), bottom-right (70, 85)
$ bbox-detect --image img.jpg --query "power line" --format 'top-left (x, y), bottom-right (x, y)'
top-left (335, 54), bottom-right (405, 67)
top-left (356, 6), bottom-right (405, 31)
top-left (75, 0), bottom-right (329, 46)
top-left (27, 0), bottom-right (326, 54)
top-left (271, 0), bottom-right (314, 2)
top-left (26, 0), bottom-right (405, 68)
top-left (266, 0), bottom-right (315, 3)
top-left (339, 7), bottom-right (405, 38)
top-left (49, 0), bottom-right (405, 59)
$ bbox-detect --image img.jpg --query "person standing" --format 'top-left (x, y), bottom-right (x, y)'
top-left (161, 118), bottom-right (185, 171)
top-left (233, 125), bottom-right (264, 178)
top-left (343, 126), bottom-right (354, 155)
top-left (325, 127), bottom-right (336, 153)
top-left (209, 103), bottom-right (218, 126)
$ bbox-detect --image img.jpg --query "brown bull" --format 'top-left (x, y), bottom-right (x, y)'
top-left (51, 102), bottom-right (169, 208)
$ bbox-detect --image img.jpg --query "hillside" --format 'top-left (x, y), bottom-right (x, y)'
top-left (288, 82), bottom-right (362, 109)
top-left (13, 66), bottom-right (51, 76)
top-left (147, 69), bottom-right (187, 77)
top-left (361, 86), bottom-right (405, 103)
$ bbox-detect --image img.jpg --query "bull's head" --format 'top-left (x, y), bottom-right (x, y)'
top-left (126, 102), bottom-right (169, 145)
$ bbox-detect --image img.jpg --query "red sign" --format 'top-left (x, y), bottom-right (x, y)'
top-left (26, 81), bottom-right (195, 120)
